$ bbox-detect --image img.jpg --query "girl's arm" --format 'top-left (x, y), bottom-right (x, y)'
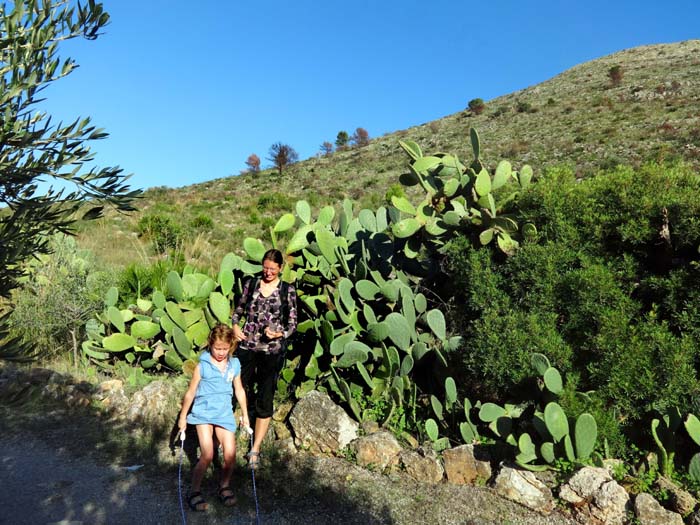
top-left (178, 365), bottom-right (201, 433)
top-left (232, 374), bottom-right (249, 430)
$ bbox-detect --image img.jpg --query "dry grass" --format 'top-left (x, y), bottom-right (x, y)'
top-left (75, 40), bottom-right (700, 270)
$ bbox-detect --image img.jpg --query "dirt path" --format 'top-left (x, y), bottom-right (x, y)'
top-left (0, 405), bottom-right (576, 525)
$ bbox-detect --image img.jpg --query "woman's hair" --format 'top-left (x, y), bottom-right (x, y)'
top-left (262, 248), bottom-right (284, 267)
top-left (207, 324), bottom-right (237, 355)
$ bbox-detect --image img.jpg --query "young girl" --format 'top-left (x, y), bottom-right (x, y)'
top-left (178, 324), bottom-right (249, 511)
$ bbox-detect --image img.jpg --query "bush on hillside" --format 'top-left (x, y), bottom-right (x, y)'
top-left (117, 260), bottom-right (176, 304)
top-left (443, 162), bottom-right (700, 450)
top-left (9, 235), bottom-right (115, 360)
top-left (137, 214), bottom-right (182, 253)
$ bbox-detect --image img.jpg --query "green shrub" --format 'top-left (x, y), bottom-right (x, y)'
top-left (190, 213), bottom-right (213, 230)
top-left (117, 261), bottom-right (174, 303)
top-left (384, 183), bottom-right (405, 205)
top-left (137, 214), bottom-right (182, 253)
top-left (256, 192), bottom-right (293, 212)
top-left (444, 162), bottom-right (700, 448)
top-left (9, 235), bottom-right (115, 360)
top-left (468, 98), bottom-right (485, 115)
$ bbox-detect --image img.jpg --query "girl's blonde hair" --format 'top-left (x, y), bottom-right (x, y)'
top-left (207, 324), bottom-right (237, 355)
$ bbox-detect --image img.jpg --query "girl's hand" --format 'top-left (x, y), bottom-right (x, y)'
top-left (241, 414), bottom-right (250, 431)
top-left (178, 416), bottom-right (187, 434)
top-left (264, 326), bottom-right (282, 339)
top-left (233, 324), bottom-right (247, 342)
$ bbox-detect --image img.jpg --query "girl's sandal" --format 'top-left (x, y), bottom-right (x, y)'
top-left (247, 450), bottom-right (261, 470)
top-left (187, 491), bottom-right (208, 511)
top-left (218, 485), bottom-right (237, 507)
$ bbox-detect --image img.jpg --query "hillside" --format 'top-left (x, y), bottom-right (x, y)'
top-left (76, 40), bottom-right (700, 271)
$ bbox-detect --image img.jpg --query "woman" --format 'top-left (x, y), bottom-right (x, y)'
top-left (231, 248), bottom-right (297, 469)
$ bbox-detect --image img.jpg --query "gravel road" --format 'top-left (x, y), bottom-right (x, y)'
top-left (0, 406), bottom-right (576, 525)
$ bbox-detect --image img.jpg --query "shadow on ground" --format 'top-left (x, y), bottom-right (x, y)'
top-left (0, 373), bottom-right (394, 525)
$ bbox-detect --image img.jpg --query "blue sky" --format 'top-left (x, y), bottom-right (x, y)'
top-left (42, 0), bottom-right (699, 191)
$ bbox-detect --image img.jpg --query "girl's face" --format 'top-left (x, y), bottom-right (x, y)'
top-left (210, 339), bottom-right (231, 362)
top-left (262, 260), bottom-right (281, 283)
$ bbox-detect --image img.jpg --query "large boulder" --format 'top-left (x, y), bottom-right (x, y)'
top-left (443, 444), bottom-right (492, 485)
top-left (634, 493), bottom-right (684, 525)
top-left (559, 466), bottom-right (630, 524)
top-left (493, 464), bottom-right (555, 515)
top-left (399, 446), bottom-right (444, 483)
top-left (288, 390), bottom-right (358, 455)
top-left (126, 380), bottom-right (179, 427)
top-left (348, 430), bottom-right (402, 472)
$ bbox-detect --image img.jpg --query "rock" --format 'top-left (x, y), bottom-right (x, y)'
top-left (273, 400), bottom-right (293, 422)
top-left (274, 436), bottom-right (297, 457)
top-left (602, 458), bottom-right (624, 477)
top-left (27, 367), bottom-right (57, 384)
top-left (559, 467), bottom-right (630, 524)
top-left (99, 379), bottom-right (124, 393)
top-left (127, 380), bottom-right (178, 427)
top-left (349, 431), bottom-right (402, 472)
top-left (272, 419), bottom-right (291, 440)
top-left (634, 493), bottom-right (684, 525)
top-left (655, 475), bottom-right (697, 516)
top-left (687, 508), bottom-right (700, 525)
top-left (493, 464), bottom-right (554, 515)
top-left (95, 379), bottom-right (129, 416)
top-left (361, 420), bottom-right (380, 435)
top-left (288, 390), bottom-right (359, 455)
top-left (443, 444), bottom-right (492, 485)
top-left (399, 446), bottom-right (444, 483)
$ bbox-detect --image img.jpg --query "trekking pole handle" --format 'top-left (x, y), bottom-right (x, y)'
top-left (243, 425), bottom-right (253, 436)
top-left (180, 430), bottom-right (186, 442)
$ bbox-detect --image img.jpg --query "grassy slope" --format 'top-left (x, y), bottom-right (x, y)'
top-left (76, 40), bottom-right (700, 271)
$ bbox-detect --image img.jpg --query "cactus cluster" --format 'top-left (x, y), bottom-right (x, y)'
top-left (393, 128), bottom-right (535, 261)
top-left (425, 377), bottom-right (482, 450)
top-left (82, 255), bottom-right (257, 372)
top-left (82, 128), bottom-right (535, 437)
top-left (471, 353), bottom-right (598, 471)
top-left (650, 408), bottom-right (700, 482)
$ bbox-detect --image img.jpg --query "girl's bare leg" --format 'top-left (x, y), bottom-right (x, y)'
top-left (192, 424), bottom-right (215, 492)
top-left (215, 426), bottom-right (237, 488)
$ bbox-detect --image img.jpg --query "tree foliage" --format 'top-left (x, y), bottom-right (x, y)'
top-left (245, 153), bottom-right (261, 173)
top-left (468, 98), bottom-right (485, 115)
top-left (608, 65), bottom-right (623, 87)
top-left (267, 142), bottom-right (298, 176)
top-left (0, 1), bottom-right (140, 356)
top-left (320, 141), bottom-right (333, 157)
top-left (351, 127), bottom-right (369, 147)
top-left (335, 130), bottom-right (349, 150)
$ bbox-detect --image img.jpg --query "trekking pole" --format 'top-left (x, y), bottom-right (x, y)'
top-left (177, 430), bottom-right (187, 525)
top-left (243, 425), bottom-right (261, 525)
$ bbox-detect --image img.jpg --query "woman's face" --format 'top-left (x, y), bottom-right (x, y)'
top-left (262, 259), bottom-right (281, 282)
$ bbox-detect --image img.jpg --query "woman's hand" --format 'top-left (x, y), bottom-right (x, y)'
top-left (264, 326), bottom-right (283, 339)
top-left (240, 414), bottom-right (250, 432)
top-left (233, 324), bottom-right (247, 342)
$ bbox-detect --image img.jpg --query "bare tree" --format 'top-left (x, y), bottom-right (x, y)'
top-left (351, 127), bottom-right (370, 147)
top-left (245, 153), bottom-right (261, 173)
top-left (320, 141), bottom-right (334, 157)
top-left (267, 143), bottom-right (299, 176)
